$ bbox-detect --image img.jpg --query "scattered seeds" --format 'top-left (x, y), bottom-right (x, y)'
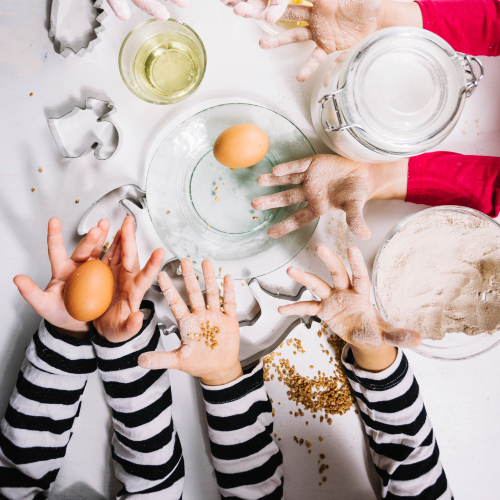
top-left (38, 168), bottom-right (43, 172)
top-left (29, 92), bottom-right (33, 97)
top-left (75, 199), bottom-right (80, 203)
top-left (167, 210), bottom-right (171, 214)
top-left (31, 187), bottom-right (35, 192)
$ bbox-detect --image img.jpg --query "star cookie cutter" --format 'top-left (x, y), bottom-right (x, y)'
top-left (48, 97), bottom-right (120, 160)
top-left (49, 0), bottom-right (107, 57)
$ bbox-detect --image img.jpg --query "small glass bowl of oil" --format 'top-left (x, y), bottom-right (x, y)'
top-left (119, 19), bottom-right (206, 105)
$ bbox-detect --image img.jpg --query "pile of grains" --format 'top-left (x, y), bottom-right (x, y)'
top-left (187, 321), bottom-right (220, 349)
top-left (263, 323), bottom-right (355, 418)
top-left (377, 210), bottom-right (500, 340)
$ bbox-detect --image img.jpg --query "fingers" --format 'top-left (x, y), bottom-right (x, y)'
top-left (170, 0), bottom-right (189, 6)
top-left (273, 157), bottom-right (313, 176)
top-left (158, 271), bottom-right (190, 321)
top-left (134, 248), bottom-right (165, 296)
top-left (347, 247), bottom-right (370, 295)
top-left (131, 0), bottom-right (170, 20)
top-left (106, 0), bottom-right (131, 20)
top-left (103, 230), bottom-right (121, 264)
top-left (281, 4), bottom-right (311, 22)
top-left (260, 27), bottom-right (312, 50)
top-left (297, 46), bottom-right (328, 82)
top-left (233, 0), bottom-right (267, 18)
top-left (120, 216), bottom-right (140, 272)
top-left (286, 266), bottom-right (331, 299)
top-left (14, 275), bottom-right (45, 314)
top-left (180, 258), bottom-right (205, 312)
top-left (257, 173), bottom-right (304, 187)
top-left (70, 227), bottom-right (102, 263)
top-left (344, 201), bottom-right (371, 240)
top-left (383, 328), bottom-right (422, 348)
top-left (267, 206), bottom-right (316, 238)
top-left (138, 350), bottom-right (182, 370)
top-left (265, 0), bottom-right (290, 24)
top-left (223, 274), bottom-right (237, 318)
top-left (91, 219), bottom-right (110, 259)
top-left (202, 260), bottom-right (220, 311)
top-left (47, 218), bottom-right (69, 274)
top-left (315, 243), bottom-right (351, 290)
top-left (252, 188), bottom-right (306, 211)
top-left (278, 301), bottom-right (320, 317)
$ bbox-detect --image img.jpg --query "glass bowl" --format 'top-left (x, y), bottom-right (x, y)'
top-left (373, 206), bottom-right (500, 360)
top-left (146, 102), bottom-right (317, 279)
top-left (119, 19), bottom-right (206, 105)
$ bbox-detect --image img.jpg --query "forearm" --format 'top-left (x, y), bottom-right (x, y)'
top-left (0, 320), bottom-right (96, 499)
top-left (92, 302), bottom-right (184, 498)
top-left (369, 158), bottom-right (409, 201)
top-left (380, 0), bottom-right (423, 29)
top-left (202, 362), bottom-right (284, 500)
top-left (342, 347), bottom-right (453, 499)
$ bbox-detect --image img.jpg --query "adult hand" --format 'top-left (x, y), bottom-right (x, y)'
top-left (93, 216), bottom-right (165, 343)
top-left (138, 258), bottom-right (243, 386)
top-left (221, 0), bottom-right (289, 25)
top-left (278, 244), bottom-right (421, 370)
top-left (106, 0), bottom-right (188, 21)
top-left (253, 154), bottom-right (373, 240)
top-left (13, 218), bottom-right (110, 338)
top-left (259, 0), bottom-right (383, 81)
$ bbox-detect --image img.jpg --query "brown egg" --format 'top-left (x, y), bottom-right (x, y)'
top-left (213, 124), bottom-right (269, 169)
top-left (64, 260), bottom-right (114, 322)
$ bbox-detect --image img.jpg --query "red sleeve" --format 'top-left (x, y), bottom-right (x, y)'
top-left (406, 152), bottom-right (500, 217)
top-left (415, 0), bottom-right (500, 56)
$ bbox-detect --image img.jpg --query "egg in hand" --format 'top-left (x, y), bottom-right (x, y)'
top-left (213, 124), bottom-right (269, 169)
top-left (64, 260), bottom-right (114, 322)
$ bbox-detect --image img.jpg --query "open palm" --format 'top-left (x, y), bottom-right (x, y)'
top-left (259, 0), bottom-right (383, 81)
top-left (138, 258), bottom-right (242, 386)
top-left (13, 218), bottom-right (110, 336)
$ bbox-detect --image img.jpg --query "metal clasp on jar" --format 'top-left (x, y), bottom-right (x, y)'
top-left (318, 85), bottom-right (365, 133)
top-left (456, 53), bottom-right (484, 97)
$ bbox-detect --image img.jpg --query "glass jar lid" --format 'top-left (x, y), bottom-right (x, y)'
top-left (336, 27), bottom-right (470, 156)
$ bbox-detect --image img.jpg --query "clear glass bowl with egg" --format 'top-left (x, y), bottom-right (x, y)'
top-left (373, 206), bottom-right (500, 360)
top-left (146, 102), bottom-right (317, 279)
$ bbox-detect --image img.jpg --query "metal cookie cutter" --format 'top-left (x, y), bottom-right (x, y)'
top-left (48, 97), bottom-right (120, 160)
top-left (49, 0), bottom-right (107, 57)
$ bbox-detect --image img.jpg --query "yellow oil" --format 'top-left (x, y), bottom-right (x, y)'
top-left (274, 0), bottom-right (311, 30)
top-left (133, 33), bottom-right (202, 102)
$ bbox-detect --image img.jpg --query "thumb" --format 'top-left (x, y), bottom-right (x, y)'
top-left (125, 311), bottom-right (144, 338)
top-left (14, 275), bottom-right (45, 312)
top-left (344, 202), bottom-right (371, 240)
top-left (383, 328), bottom-right (422, 348)
top-left (138, 350), bottom-right (182, 370)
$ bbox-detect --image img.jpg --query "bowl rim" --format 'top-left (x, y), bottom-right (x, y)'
top-left (372, 205), bottom-right (500, 361)
top-left (118, 18), bottom-right (207, 105)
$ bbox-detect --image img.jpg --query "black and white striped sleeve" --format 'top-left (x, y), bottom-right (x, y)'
top-left (201, 362), bottom-right (284, 500)
top-left (0, 320), bottom-right (97, 499)
top-left (342, 346), bottom-right (453, 500)
top-left (91, 300), bottom-right (184, 499)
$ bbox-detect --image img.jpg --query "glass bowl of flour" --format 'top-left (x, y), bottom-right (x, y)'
top-left (373, 206), bottom-right (500, 360)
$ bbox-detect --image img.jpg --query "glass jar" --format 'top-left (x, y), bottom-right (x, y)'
top-left (119, 19), bottom-right (207, 105)
top-left (311, 27), bottom-right (483, 163)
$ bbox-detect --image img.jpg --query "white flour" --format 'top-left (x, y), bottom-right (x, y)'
top-left (377, 210), bottom-right (500, 340)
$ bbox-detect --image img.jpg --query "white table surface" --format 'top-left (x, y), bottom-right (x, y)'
top-left (1, 1), bottom-right (500, 499)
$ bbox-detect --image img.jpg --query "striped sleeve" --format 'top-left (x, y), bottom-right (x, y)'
top-left (342, 346), bottom-right (453, 500)
top-left (201, 362), bottom-right (284, 500)
top-left (91, 300), bottom-right (184, 499)
top-left (0, 320), bottom-right (97, 499)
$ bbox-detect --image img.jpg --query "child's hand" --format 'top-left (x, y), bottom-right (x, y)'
top-left (278, 244), bottom-right (421, 371)
top-left (259, 0), bottom-right (383, 81)
top-left (106, 0), bottom-right (188, 21)
top-left (13, 217), bottom-right (110, 338)
top-left (138, 258), bottom-right (243, 386)
top-left (93, 216), bottom-right (164, 343)
top-left (253, 154), bottom-right (373, 240)
top-left (222, 0), bottom-right (289, 25)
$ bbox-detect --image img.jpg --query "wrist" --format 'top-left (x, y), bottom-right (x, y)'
top-left (201, 362), bottom-right (244, 386)
top-left (350, 344), bottom-right (397, 372)
top-left (53, 323), bottom-right (91, 340)
top-left (368, 158), bottom-right (409, 201)
top-left (380, 0), bottom-right (424, 30)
